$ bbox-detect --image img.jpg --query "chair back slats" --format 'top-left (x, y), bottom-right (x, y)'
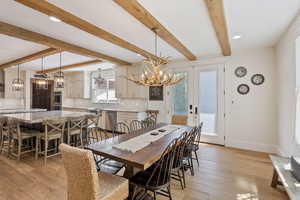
top-left (113, 122), bottom-right (130, 135)
top-left (43, 119), bottom-right (66, 136)
top-left (87, 127), bottom-right (109, 145)
top-left (130, 120), bottom-right (142, 133)
top-left (86, 113), bottom-right (101, 128)
top-left (194, 122), bottom-right (203, 146)
top-left (145, 138), bottom-right (178, 188)
top-left (68, 117), bottom-right (85, 131)
top-left (141, 117), bottom-right (156, 129)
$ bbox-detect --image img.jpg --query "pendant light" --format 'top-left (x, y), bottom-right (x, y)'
top-left (126, 28), bottom-right (184, 86)
top-left (33, 57), bottom-right (49, 90)
top-left (54, 52), bottom-right (64, 88)
top-left (12, 64), bottom-right (24, 91)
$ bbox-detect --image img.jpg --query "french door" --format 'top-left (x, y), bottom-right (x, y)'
top-left (167, 64), bottom-right (225, 145)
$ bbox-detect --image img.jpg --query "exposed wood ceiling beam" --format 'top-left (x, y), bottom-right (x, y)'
top-left (204, 0), bottom-right (231, 56)
top-left (0, 21), bottom-right (130, 65)
top-left (39, 60), bottom-right (102, 73)
top-left (15, 0), bottom-right (159, 61)
top-left (0, 48), bottom-right (60, 70)
top-left (113, 0), bottom-right (197, 61)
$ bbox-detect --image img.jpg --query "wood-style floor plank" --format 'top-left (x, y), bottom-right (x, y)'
top-left (0, 144), bottom-right (288, 200)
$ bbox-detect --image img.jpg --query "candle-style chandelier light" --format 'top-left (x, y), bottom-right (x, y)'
top-left (33, 57), bottom-right (49, 90)
top-left (12, 64), bottom-right (24, 91)
top-left (54, 52), bottom-right (64, 88)
top-left (126, 28), bottom-right (184, 86)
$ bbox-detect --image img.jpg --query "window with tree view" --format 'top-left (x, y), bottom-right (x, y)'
top-left (91, 69), bottom-right (119, 103)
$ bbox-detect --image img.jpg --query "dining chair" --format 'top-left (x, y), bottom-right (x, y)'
top-left (183, 127), bottom-right (198, 176)
top-left (0, 117), bottom-right (8, 155)
top-left (38, 119), bottom-right (66, 165)
top-left (171, 132), bottom-right (189, 190)
top-left (130, 138), bottom-right (178, 200)
top-left (6, 118), bottom-right (39, 161)
top-left (59, 143), bottom-right (128, 200)
top-left (87, 126), bottom-right (125, 175)
top-left (113, 122), bottom-right (130, 135)
top-left (171, 115), bottom-right (188, 125)
top-left (190, 122), bottom-right (203, 166)
top-left (141, 117), bottom-right (156, 129)
top-left (129, 120), bottom-right (142, 133)
top-left (67, 117), bottom-right (85, 147)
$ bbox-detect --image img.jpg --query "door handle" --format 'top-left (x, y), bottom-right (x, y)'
top-left (195, 107), bottom-right (198, 115)
top-left (189, 105), bottom-right (193, 114)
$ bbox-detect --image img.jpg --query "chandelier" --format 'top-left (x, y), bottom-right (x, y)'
top-left (93, 68), bottom-right (106, 88)
top-left (12, 64), bottom-right (24, 91)
top-left (126, 28), bottom-right (184, 86)
top-left (33, 57), bottom-right (49, 90)
top-left (54, 52), bottom-right (64, 88)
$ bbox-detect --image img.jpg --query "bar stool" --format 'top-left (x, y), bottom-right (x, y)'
top-left (67, 117), bottom-right (85, 147)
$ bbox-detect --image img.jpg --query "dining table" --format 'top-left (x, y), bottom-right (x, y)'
top-left (86, 123), bottom-right (192, 178)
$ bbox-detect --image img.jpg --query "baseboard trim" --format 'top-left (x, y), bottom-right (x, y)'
top-left (276, 147), bottom-right (289, 157)
top-left (226, 139), bottom-right (277, 153)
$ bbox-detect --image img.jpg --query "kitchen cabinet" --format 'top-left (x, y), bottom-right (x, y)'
top-left (115, 65), bottom-right (147, 99)
top-left (64, 71), bottom-right (90, 99)
top-left (115, 66), bottom-right (128, 99)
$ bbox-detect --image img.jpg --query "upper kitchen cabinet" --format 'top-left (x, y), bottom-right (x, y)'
top-left (64, 71), bottom-right (90, 99)
top-left (127, 65), bottom-right (147, 99)
top-left (4, 68), bottom-right (25, 99)
top-left (115, 65), bottom-right (128, 99)
top-left (116, 65), bottom-right (147, 100)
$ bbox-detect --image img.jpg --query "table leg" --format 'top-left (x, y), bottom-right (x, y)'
top-left (271, 168), bottom-right (279, 188)
top-left (124, 165), bottom-right (135, 200)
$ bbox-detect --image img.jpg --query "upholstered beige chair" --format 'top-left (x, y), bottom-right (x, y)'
top-left (59, 144), bottom-right (128, 200)
top-left (171, 115), bottom-right (188, 125)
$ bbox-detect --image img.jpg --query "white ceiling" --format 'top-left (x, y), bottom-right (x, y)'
top-left (0, 0), bottom-right (299, 71)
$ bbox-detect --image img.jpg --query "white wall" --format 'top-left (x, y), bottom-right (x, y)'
top-left (275, 12), bottom-right (300, 156)
top-left (149, 48), bottom-right (278, 153)
top-left (225, 48), bottom-right (277, 153)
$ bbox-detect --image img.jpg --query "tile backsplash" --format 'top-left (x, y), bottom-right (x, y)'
top-left (0, 98), bottom-right (24, 109)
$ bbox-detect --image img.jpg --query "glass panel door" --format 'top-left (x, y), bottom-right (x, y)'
top-left (166, 67), bottom-right (195, 126)
top-left (195, 65), bottom-right (225, 145)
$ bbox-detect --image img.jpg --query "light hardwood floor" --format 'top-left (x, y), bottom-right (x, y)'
top-left (0, 144), bottom-right (288, 200)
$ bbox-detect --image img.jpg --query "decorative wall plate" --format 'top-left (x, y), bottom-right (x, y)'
top-left (237, 84), bottom-right (250, 95)
top-left (251, 74), bottom-right (265, 85)
top-left (235, 66), bottom-right (247, 78)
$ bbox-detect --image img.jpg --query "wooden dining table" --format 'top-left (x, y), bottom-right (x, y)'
top-left (86, 123), bottom-right (192, 178)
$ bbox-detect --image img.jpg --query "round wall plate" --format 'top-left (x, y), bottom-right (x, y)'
top-left (237, 84), bottom-right (250, 95)
top-left (251, 74), bottom-right (265, 85)
top-left (235, 66), bottom-right (247, 78)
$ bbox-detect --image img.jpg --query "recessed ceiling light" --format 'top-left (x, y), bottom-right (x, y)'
top-left (49, 16), bottom-right (61, 22)
top-left (232, 35), bottom-right (242, 40)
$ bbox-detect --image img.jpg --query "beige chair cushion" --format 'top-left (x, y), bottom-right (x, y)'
top-left (40, 132), bottom-right (62, 140)
top-left (69, 129), bottom-right (81, 136)
top-left (98, 171), bottom-right (128, 200)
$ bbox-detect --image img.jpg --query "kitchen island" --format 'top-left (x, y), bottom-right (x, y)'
top-left (63, 106), bottom-right (147, 131)
top-left (0, 108), bottom-right (46, 115)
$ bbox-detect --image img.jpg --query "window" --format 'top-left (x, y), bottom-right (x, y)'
top-left (171, 72), bottom-right (188, 115)
top-left (90, 69), bottom-right (119, 103)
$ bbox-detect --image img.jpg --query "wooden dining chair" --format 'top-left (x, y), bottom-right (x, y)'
top-left (113, 122), bottom-right (130, 135)
top-left (129, 120), bottom-right (142, 133)
top-left (171, 115), bottom-right (188, 125)
top-left (0, 117), bottom-right (8, 155)
top-left (183, 127), bottom-right (198, 176)
top-left (171, 132), bottom-right (189, 190)
top-left (190, 122), bottom-right (203, 166)
top-left (6, 118), bottom-right (39, 161)
top-left (59, 143), bottom-right (128, 200)
top-left (141, 117), bottom-right (156, 129)
top-left (38, 119), bottom-right (66, 165)
top-left (67, 117), bottom-right (85, 147)
top-left (130, 138), bottom-right (178, 200)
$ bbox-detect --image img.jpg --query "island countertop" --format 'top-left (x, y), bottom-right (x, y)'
top-left (0, 108), bottom-right (46, 115)
top-left (62, 106), bottom-right (146, 113)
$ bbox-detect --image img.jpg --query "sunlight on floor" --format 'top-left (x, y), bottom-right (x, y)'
top-left (237, 193), bottom-right (259, 200)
